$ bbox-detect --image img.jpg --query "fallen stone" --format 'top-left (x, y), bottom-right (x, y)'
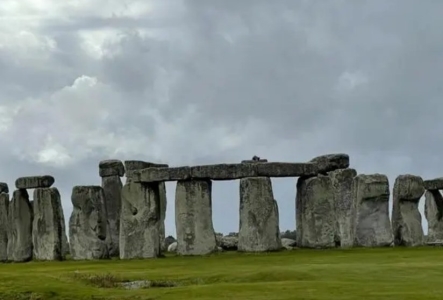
top-left (119, 181), bottom-right (161, 259)
top-left (101, 175), bottom-right (123, 257)
top-left (392, 175), bottom-right (425, 247)
top-left (191, 164), bottom-right (256, 180)
top-left (281, 238), bottom-right (297, 250)
top-left (219, 236), bottom-right (238, 251)
top-left (175, 179), bottom-right (217, 255)
top-left (296, 175), bottom-right (336, 248)
top-left (353, 174), bottom-right (393, 247)
top-left (167, 242), bottom-right (177, 252)
top-left (99, 160), bottom-right (125, 177)
top-left (256, 162), bottom-right (318, 177)
top-left (7, 189), bottom-right (33, 262)
top-left (32, 188), bottom-right (64, 260)
top-left (15, 176), bottom-right (54, 189)
top-left (425, 190), bottom-right (443, 243)
top-left (0, 193), bottom-right (9, 261)
top-left (329, 168), bottom-right (357, 248)
top-left (310, 153), bottom-right (350, 174)
top-left (424, 178), bottom-right (443, 191)
top-left (164, 236), bottom-right (176, 250)
top-left (238, 177), bottom-right (281, 252)
top-left (0, 183), bottom-right (8, 194)
top-left (69, 186), bottom-right (109, 260)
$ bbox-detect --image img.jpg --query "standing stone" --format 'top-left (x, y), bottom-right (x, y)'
top-left (392, 175), bottom-right (425, 246)
top-left (425, 190), bottom-right (443, 243)
top-left (56, 199), bottom-right (69, 256)
top-left (0, 183), bottom-right (8, 194)
top-left (7, 189), bottom-right (33, 262)
top-left (0, 192), bottom-right (8, 261)
top-left (32, 188), bottom-right (63, 260)
top-left (296, 175), bottom-right (335, 248)
top-left (329, 168), bottom-right (357, 248)
top-left (69, 186), bottom-right (109, 260)
top-left (175, 180), bottom-right (217, 255)
top-left (101, 175), bottom-right (123, 257)
top-left (353, 174), bottom-right (392, 247)
top-left (119, 181), bottom-right (161, 259)
top-left (238, 177), bottom-right (281, 252)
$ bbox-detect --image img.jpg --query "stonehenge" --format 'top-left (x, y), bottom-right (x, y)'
top-left (3, 152), bottom-right (443, 263)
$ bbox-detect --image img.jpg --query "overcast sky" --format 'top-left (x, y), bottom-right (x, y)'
top-left (1, 0), bottom-right (442, 237)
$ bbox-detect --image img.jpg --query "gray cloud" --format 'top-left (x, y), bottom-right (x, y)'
top-left (0, 0), bottom-right (442, 236)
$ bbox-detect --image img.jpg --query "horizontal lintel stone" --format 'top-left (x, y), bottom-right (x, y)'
top-left (15, 175), bottom-right (55, 189)
top-left (424, 177), bottom-right (443, 190)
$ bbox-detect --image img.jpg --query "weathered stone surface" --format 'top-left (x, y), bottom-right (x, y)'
top-left (32, 188), bottom-right (63, 260)
top-left (191, 164), bottom-right (256, 180)
top-left (310, 153), bottom-right (350, 174)
top-left (120, 181), bottom-right (161, 259)
top-left (0, 183), bottom-right (8, 194)
top-left (241, 159), bottom-right (268, 163)
top-left (329, 168), bottom-right (357, 248)
top-left (135, 167), bottom-right (169, 182)
top-left (238, 177), bottom-right (281, 252)
top-left (69, 186), bottom-right (109, 260)
top-left (7, 189), bottom-right (33, 262)
top-left (424, 178), bottom-right (443, 191)
top-left (256, 162), bottom-right (318, 177)
top-left (159, 182), bottom-right (167, 251)
top-left (219, 236), bottom-right (238, 251)
top-left (353, 174), bottom-right (393, 247)
top-left (101, 175), bottom-right (123, 257)
top-left (425, 190), bottom-right (443, 243)
top-left (167, 242), bottom-right (177, 252)
top-left (15, 176), bottom-right (54, 189)
top-left (392, 175), bottom-right (425, 247)
top-left (55, 197), bottom-right (69, 256)
top-left (124, 160), bottom-right (168, 172)
top-left (0, 193), bottom-right (8, 261)
top-left (99, 160), bottom-right (125, 177)
top-left (296, 175), bottom-right (335, 248)
top-left (169, 167), bottom-right (192, 181)
top-left (281, 238), bottom-right (297, 250)
top-left (175, 180), bottom-right (217, 255)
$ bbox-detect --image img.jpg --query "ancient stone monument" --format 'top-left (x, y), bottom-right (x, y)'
top-left (0, 183), bottom-right (9, 261)
top-left (119, 161), bottom-right (167, 259)
top-left (329, 168), bottom-right (357, 248)
top-left (99, 159), bottom-right (125, 257)
top-left (69, 186), bottom-right (109, 260)
top-left (32, 187), bottom-right (64, 260)
top-left (392, 175), bottom-right (425, 246)
top-left (175, 179), bottom-right (217, 255)
top-left (238, 176), bottom-right (281, 252)
top-left (424, 178), bottom-right (443, 243)
top-left (353, 174), bottom-right (393, 247)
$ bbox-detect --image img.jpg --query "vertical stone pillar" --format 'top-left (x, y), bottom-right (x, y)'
top-left (175, 179), bottom-right (217, 255)
top-left (124, 160), bottom-right (168, 252)
top-left (425, 189), bottom-right (443, 243)
top-left (55, 196), bottom-right (69, 257)
top-left (392, 175), bottom-right (425, 246)
top-left (69, 186), bottom-right (109, 260)
top-left (353, 174), bottom-right (392, 247)
top-left (120, 179), bottom-right (161, 259)
top-left (238, 177), bottom-right (281, 252)
top-left (0, 183), bottom-right (9, 261)
top-left (296, 175), bottom-right (335, 248)
top-left (7, 189), bottom-right (33, 262)
top-left (32, 187), bottom-right (64, 260)
top-left (99, 160), bottom-right (125, 257)
top-left (329, 168), bottom-right (357, 248)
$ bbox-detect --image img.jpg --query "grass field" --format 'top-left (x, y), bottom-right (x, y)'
top-left (0, 247), bottom-right (443, 299)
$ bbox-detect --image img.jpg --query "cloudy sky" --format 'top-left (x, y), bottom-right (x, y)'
top-left (1, 0), bottom-right (442, 237)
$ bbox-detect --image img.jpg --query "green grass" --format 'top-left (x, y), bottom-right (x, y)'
top-left (1, 247), bottom-right (443, 299)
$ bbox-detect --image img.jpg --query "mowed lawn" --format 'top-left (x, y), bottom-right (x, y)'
top-left (0, 247), bottom-right (443, 300)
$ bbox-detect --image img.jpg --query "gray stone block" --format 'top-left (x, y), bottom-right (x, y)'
top-left (69, 186), bottom-right (109, 260)
top-left (7, 189), bottom-right (33, 262)
top-left (310, 153), bottom-right (350, 174)
top-left (392, 175), bottom-right (425, 247)
top-left (191, 164), bottom-right (256, 180)
top-left (256, 162), bottom-right (317, 177)
top-left (169, 167), bottom-right (191, 180)
top-left (238, 177), bottom-right (281, 252)
top-left (15, 176), bottom-right (54, 189)
top-left (124, 160), bottom-right (168, 172)
top-left (32, 188), bottom-right (63, 261)
top-left (0, 193), bottom-right (8, 261)
top-left (99, 160), bottom-right (125, 177)
top-left (175, 179), bottom-right (217, 255)
top-left (102, 175), bottom-right (123, 257)
top-left (425, 190), bottom-right (443, 243)
top-left (0, 183), bottom-right (8, 194)
top-left (241, 159), bottom-right (268, 163)
top-left (424, 178), bottom-right (443, 190)
top-left (353, 174), bottom-right (393, 247)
